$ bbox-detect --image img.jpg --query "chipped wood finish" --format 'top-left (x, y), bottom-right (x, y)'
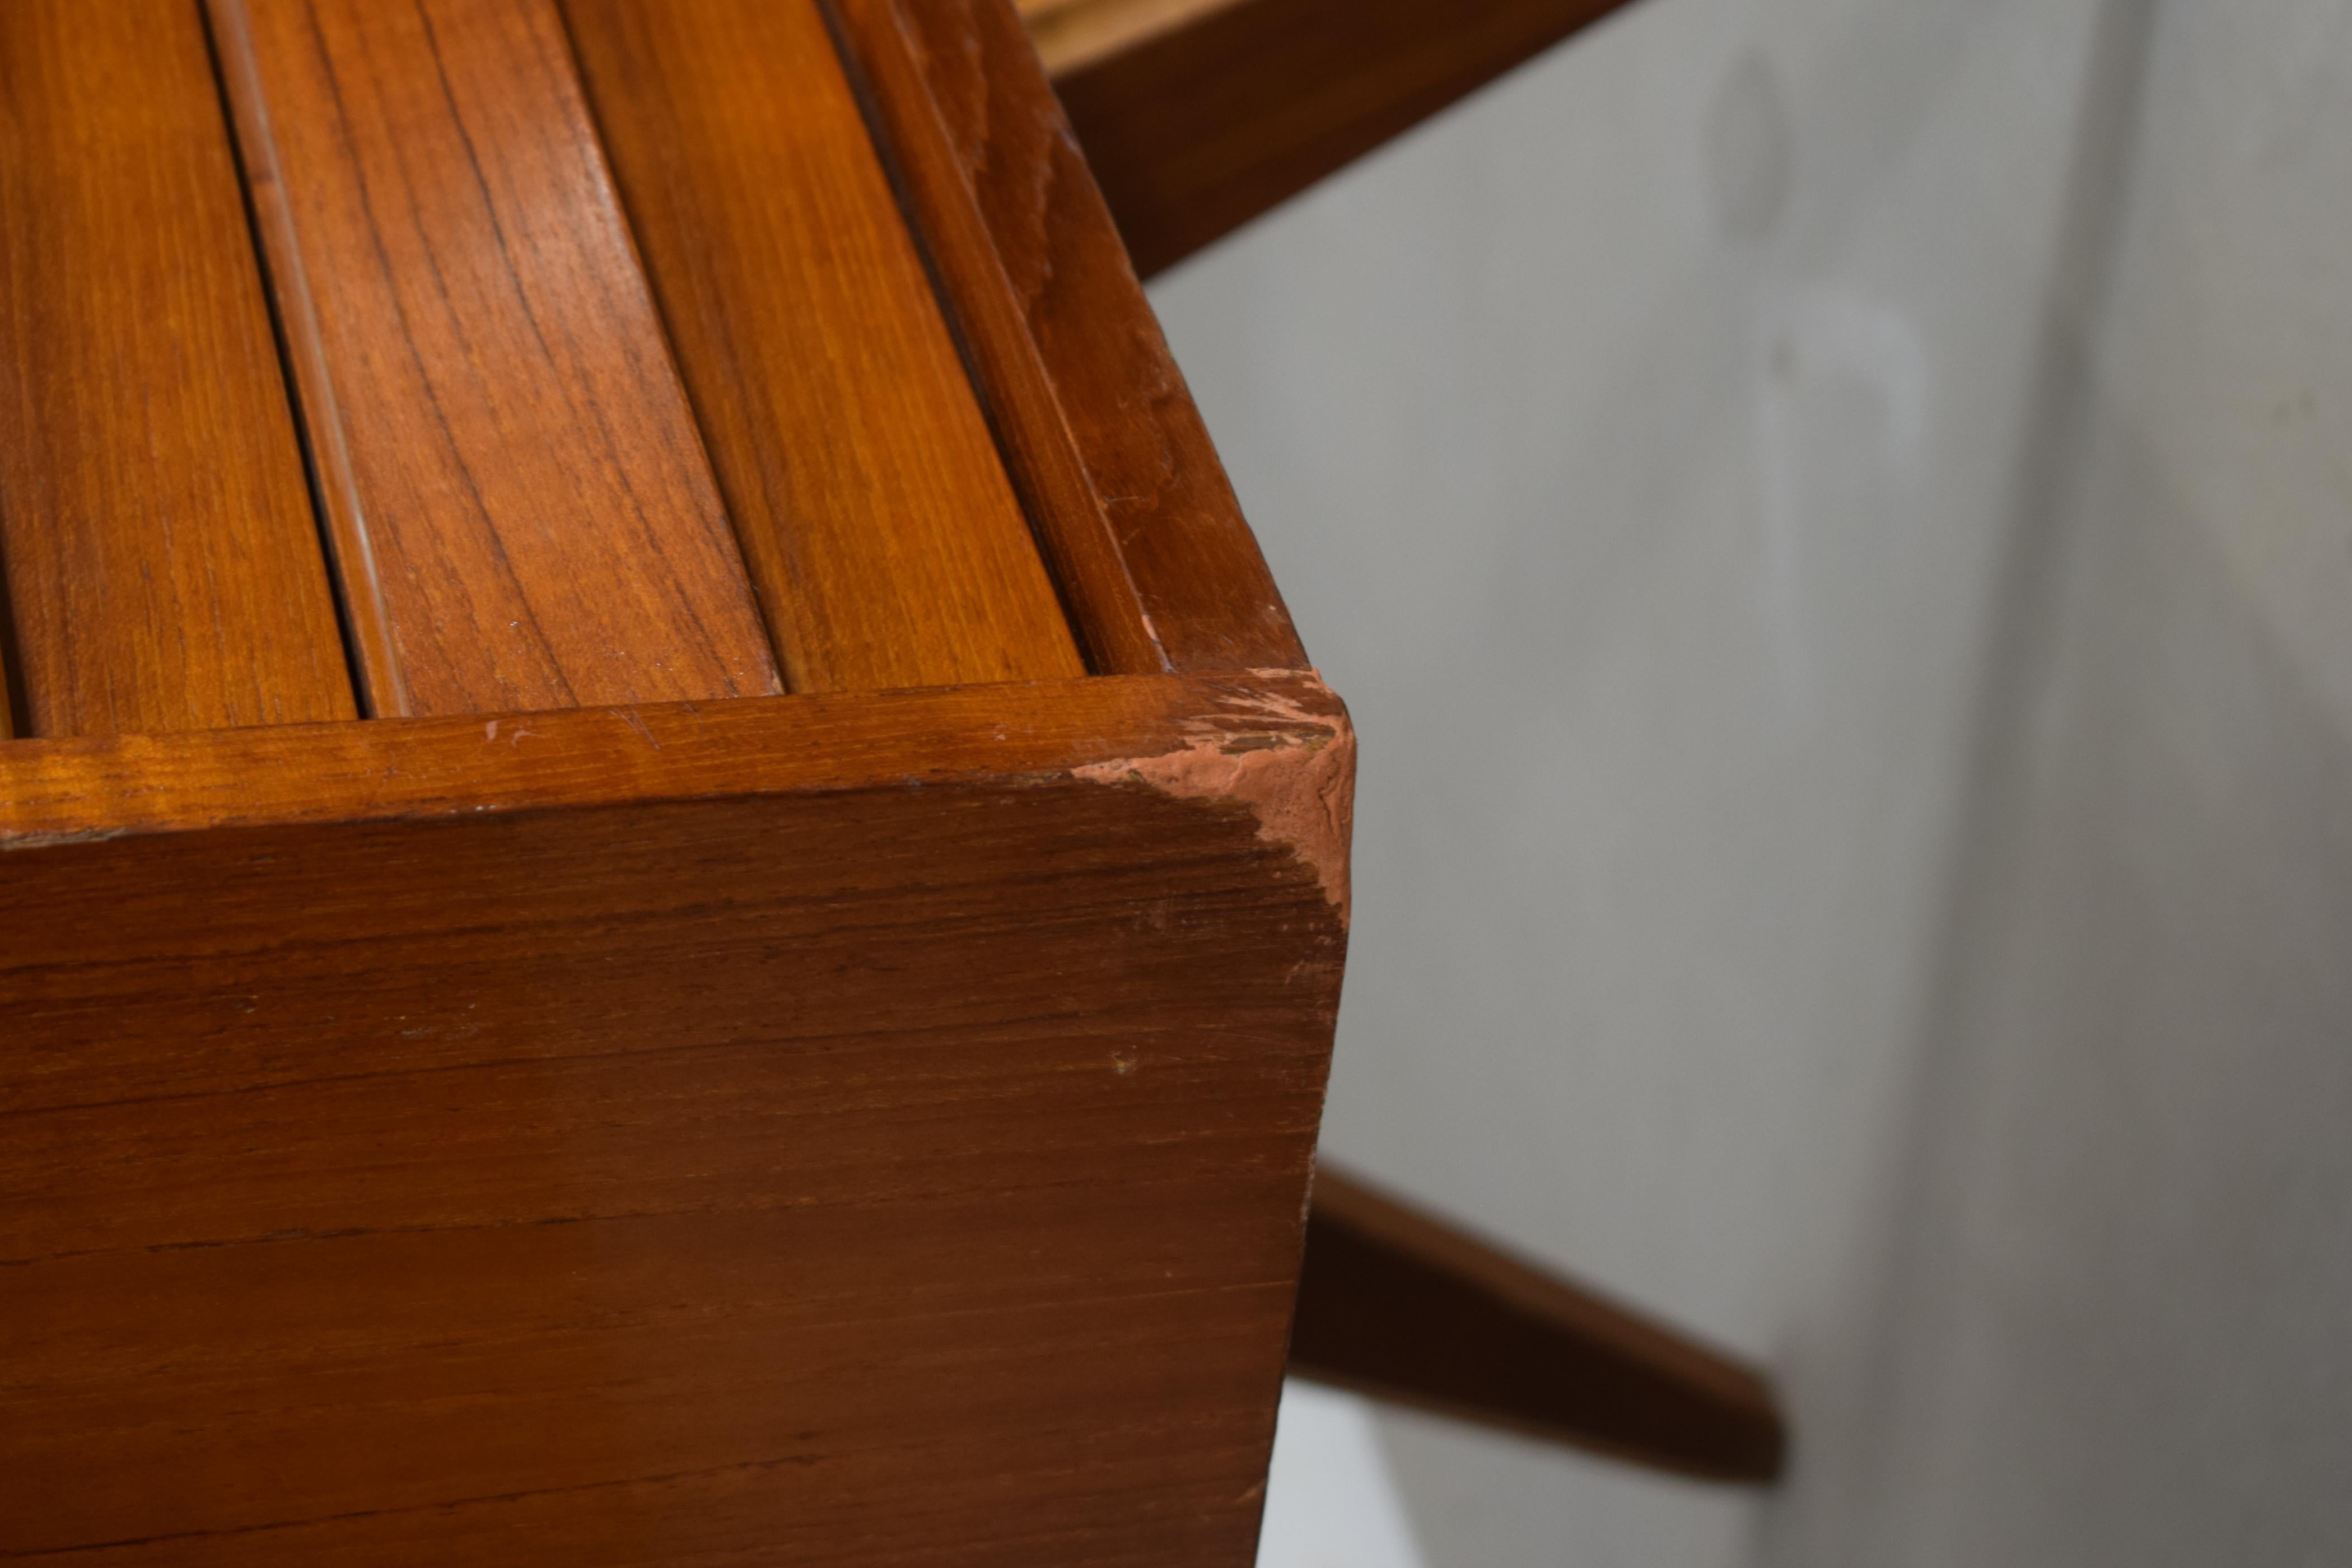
top-left (0, 0), bottom-right (355, 736)
top-left (1073, 689), bottom-right (1353, 916)
top-left (0, 673), bottom-right (1351, 1562)
top-left (0, 672), bottom-right (1350, 853)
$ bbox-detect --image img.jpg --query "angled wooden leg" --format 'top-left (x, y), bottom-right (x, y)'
top-left (1290, 1167), bottom-right (1788, 1483)
top-left (1022, 0), bottom-right (1650, 277)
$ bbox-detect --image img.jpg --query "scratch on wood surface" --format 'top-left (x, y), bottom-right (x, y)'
top-left (0, 827), bottom-right (129, 852)
top-left (1073, 676), bottom-right (1354, 920)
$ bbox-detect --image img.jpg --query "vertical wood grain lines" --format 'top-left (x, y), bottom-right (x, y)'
top-left (815, 0), bottom-right (1170, 678)
top-left (563, 0), bottom-right (1084, 692)
top-left (833, 0), bottom-right (1308, 672)
top-left (1293, 1168), bottom-right (1788, 1481)
top-left (0, 0), bottom-right (356, 736)
top-left (208, 0), bottom-right (782, 716)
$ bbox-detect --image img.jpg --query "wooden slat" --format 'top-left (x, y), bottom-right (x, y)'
top-left (1030, 0), bottom-right (1646, 278)
top-left (1292, 1167), bottom-right (1788, 1482)
top-left (817, 0), bottom-right (1164, 679)
top-left (207, 0), bottom-right (781, 716)
top-left (0, 0), bottom-right (356, 737)
top-left (562, 0), bottom-right (1085, 693)
top-left (831, 0), bottom-right (1308, 675)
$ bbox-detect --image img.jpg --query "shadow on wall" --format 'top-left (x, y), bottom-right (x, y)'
top-left (1822, 385), bottom-right (2352, 1568)
top-left (1766, 0), bottom-right (2164, 1556)
top-left (1803, 0), bottom-right (2352, 1552)
top-left (1151, 0), bottom-right (2352, 1559)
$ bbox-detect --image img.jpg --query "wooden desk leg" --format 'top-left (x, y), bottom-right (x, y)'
top-left (1026, 0), bottom-right (1651, 277)
top-left (1290, 1166), bottom-right (1788, 1483)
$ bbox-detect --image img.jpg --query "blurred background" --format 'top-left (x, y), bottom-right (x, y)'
top-left (1141, 0), bottom-right (2352, 1560)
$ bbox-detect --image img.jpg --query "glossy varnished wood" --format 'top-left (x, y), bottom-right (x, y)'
top-left (1033, 0), bottom-right (1645, 277)
top-left (0, 1), bottom-right (1365, 1555)
top-left (563, 0), bottom-right (1085, 692)
top-left (208, 0), bottom-right (781, 715)
top-left (833, 0), bottom-right (1306, 673)
top-left (0, 674), bottom-right (1351, 1562)
top-left (0, 0), bottom-right (354, 736)
top-left (819, 0), bottom-right (1163, 678)
top-left (1292, 1168), bottom-right (1788, 1482)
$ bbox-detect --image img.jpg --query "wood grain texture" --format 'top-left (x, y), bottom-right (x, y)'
top-left (817, 0), bottom-right (1163, 679)
top-left (207, 0), bottom-right (781, 716)
top-left (0, 0), bottom-right (355, 737)
top-left (1292, 1167), bottom-right (1788, 1482)
top-left (833, 0), bottom-right (1306, 674)
top-left (1033, 0), bottom-right (1643, 278)
top-left (562, 0), bottom-right (1084, 693)
top-left (0, 673), bottom-right (1351, 1562)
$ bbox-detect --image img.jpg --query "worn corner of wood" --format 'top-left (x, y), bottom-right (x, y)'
top-left (1073, 672), bottom-right (1355, 921)
top-left (0, 826), bottom-right (130, 853)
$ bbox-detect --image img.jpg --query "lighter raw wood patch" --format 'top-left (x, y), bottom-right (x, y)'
top-left (1075, 679), bottom-right (1354, 921)
top-left (1019, 0), bottom-right (1249, 75)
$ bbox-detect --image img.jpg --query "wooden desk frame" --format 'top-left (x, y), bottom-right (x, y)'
top-left (1, 3), bottom-right (1346, 1560)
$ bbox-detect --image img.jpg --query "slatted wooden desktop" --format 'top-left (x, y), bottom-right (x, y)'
top-left (1, 1), bottom-right (1341, 1560)
top-left (1, 0), bottom-right (1777, 1560)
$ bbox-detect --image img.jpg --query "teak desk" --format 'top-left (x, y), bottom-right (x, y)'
top-left (3, 0), bottom-right (1785, 1558)
top-left (1, 1), bottom-right (1344, 1560)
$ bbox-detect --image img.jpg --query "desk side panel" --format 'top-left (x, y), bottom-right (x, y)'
top-left (0, 690), bottom-right (1347, 1565)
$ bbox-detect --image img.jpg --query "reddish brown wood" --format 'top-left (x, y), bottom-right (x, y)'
top-left (832, 0), bottom-right (1308, 673)
top-left (0, 674), bottom-right (1351, 1562)
top-left (0, 2), bottom-right (1365, 1556)
top-left (563, 0), bottom-right (1086, 692)
top-left (1033, 0), bottom-right (1646, 278)
top-left (208, 0), bottom-right (781, 716)
top-left (1291, 1167), bottom-right (1788, 1482)
top-left (0, 0), bottom-right (354, 737)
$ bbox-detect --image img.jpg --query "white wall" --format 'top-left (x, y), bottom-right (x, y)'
top-left (1828, 3), bottom-right (2352, 1562)
top-left (1146, 0), bottom-right (2352, 1562)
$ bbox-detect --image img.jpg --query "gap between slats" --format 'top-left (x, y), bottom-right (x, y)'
top-left (206, 0), bottom-right (784, 718)
top-left (559, 0), bottom-right (1095, 692)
